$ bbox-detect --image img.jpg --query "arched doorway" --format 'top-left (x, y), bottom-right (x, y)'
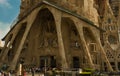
top-left (26, 8), bottom-right (58, 69)
top-left (61, 17), bottom-right (83, 68)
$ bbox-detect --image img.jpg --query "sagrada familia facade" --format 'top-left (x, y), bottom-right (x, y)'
top-left (0, 0), bottom-right (120, 72)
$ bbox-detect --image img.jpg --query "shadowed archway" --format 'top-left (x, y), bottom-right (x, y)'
top-left (61, 17), bottom-right (84, 68)
top-left (24, 8), bottom-right (59, 69)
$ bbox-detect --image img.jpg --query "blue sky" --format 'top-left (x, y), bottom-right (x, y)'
top-left (0, 0), bottom-right (20, 40)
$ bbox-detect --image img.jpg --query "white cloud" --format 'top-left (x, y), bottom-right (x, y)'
top-left (0, 21), bottom-right (10, 46)
top-left (0, 21), bottom-right (10, 40)
top-left (0, 0), bottom-right (11, 8)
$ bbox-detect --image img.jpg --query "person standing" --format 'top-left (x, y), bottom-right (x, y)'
top-left (31, 68), bottom-right (34, 76)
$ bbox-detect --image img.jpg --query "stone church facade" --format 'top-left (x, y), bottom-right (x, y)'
top-left (0, 0), bottom-right (120, 71)
top-left (99, 0), bottom-right (120, 71)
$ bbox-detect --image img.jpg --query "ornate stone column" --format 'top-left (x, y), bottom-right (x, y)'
top-left (54, 9), bottom-right (68, 69)
top-left (0, 25), bottom-right (22, 66)
top-left (73, 19), bottom-right (95, 69)
top-left (9, 8), bottom-right (40, 70)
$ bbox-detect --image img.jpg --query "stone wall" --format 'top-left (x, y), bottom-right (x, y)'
top-left (19, 0), bottom-right (99, 26)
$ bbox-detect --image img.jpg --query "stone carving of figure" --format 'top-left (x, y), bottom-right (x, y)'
top-left (39, 41), bottom-right (44, 47)
top-left (44, 38), bottom-right (49, 47)
top-left (52, 38), bottom-right (58, 47)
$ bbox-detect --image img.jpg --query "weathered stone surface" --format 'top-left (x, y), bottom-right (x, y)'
top-left (19, 0), bottom-right (99, 26)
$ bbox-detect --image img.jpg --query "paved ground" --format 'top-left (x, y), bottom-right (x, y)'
top-left (11, 73), bottom-right (45, 76)
top-left (25, 73), bottom-right (44, 76)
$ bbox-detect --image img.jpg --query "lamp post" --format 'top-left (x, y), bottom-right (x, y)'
top-left (44, 56), bottom-right (48, 76)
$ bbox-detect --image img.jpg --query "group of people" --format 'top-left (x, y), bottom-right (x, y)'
top-left (0, 71), bottom-right (12, 76)
top-left (21, 66), bottom-right (61, 76)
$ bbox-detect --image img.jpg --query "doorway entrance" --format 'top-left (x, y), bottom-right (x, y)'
top-left (73, 57), bottom-right (80, 68)
top-left (40, 56), bottom-right (56, 69)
